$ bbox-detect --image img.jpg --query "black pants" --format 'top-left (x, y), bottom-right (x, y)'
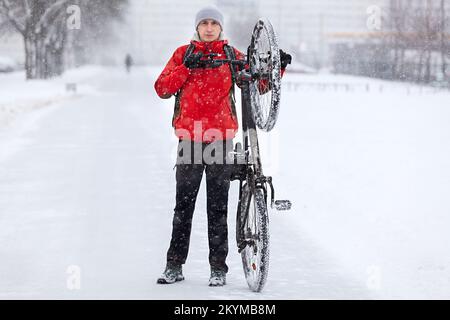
top-left (166, 139), bottom-right (234, 273)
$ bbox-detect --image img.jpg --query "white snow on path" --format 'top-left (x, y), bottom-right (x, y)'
top-left (0, 67), bottom-right (100, 128)
top-left (0, 66), bottom-right (449, 299)
top-left (276, 73), bottom-right (450, 299)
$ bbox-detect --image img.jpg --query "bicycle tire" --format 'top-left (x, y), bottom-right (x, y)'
top-left (237, 182), bottom-right (270, 292)
top-left (249, 18), bottom-right (281, 132)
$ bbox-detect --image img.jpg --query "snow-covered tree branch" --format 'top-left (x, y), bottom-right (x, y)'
top-left (0, 0), bottom-right (129, 80)
top-left (0, 0), bottom-right (26, 33)
top-left (35, 0), bottom-right (70, 33)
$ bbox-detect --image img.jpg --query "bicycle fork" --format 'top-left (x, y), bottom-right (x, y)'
top-left (244, 81), bottom-right (291, 212)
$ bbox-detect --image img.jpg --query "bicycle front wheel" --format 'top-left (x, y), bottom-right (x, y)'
top-left (237, 182), bottom-right (270, 292)
top-left (249, 18), bottom-right (281, 132)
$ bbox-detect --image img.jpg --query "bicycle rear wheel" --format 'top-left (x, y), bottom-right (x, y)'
top-left (249, 18), bottom-right (281, 132)
top-left (237, 182), bottom-right (269, 292)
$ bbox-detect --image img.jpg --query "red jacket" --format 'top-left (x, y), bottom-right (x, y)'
top-left (155, 39), bottom-right (243, 143)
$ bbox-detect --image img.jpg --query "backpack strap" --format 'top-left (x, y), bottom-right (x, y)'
top-left (172, 44), bottom-right (195, 128)
top-left (223, 44), bottom-right (237, 84)
top-left (223, 44), bottom-right (238, 120)
top-left (183, 43), bottom-right (196, 64)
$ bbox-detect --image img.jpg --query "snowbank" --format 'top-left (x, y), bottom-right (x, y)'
top-left (0, 66), bottom-right (101, 128)
top-left (0, 55), bottom-right (17, 72)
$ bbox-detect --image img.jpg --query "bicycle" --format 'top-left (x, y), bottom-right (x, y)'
top-left (234, 18), bottom-right (292, 293)
top-left (194, 18), bottom-right (292, 292)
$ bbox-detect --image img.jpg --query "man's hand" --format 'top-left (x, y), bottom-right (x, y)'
top-left (184, 52), bottom-right (203, 69)
top-left (279, 49), bottom-right (292, 69)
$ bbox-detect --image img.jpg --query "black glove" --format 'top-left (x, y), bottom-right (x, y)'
top-left (184, 52), bottom-right (203, 69)
top-left (280, 49), bottom-right (292, 69)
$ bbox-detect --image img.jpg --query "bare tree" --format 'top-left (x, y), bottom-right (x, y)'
top-left (441, 0), bottom-right (448, 81)
top-left (0, 0), bottom-right (129, 79)
top-left (386, 0), bottom-right (410, 79)
top-left (0, 12), bottom-right (13, 33)
top-left (424, 0), bottom-right (433, 83)
top-left (0, 0), bottom-right (71, 79)
top-left (383, 0), bottom-right (448, 84)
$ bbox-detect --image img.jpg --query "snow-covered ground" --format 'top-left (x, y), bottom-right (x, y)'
top-left (0, 66), bottom-right (449, 299)
top-left (0, 67), bottom-right (99, 128)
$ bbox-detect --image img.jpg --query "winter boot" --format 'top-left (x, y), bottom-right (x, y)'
top-left (208, 269), bottom-right (226, 287)
top-left (157, 262), bottom-right (184, 284)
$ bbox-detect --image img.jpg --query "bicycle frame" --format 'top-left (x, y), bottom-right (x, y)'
top-left (238, 70), bottom-right (280, 210)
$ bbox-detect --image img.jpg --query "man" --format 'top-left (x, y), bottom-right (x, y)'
top-left (125, 53), bottom-right (133, 73)
top-left (154, 6), bottom-right (291, 287)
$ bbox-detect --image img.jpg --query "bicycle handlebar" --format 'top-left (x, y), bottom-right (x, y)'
top-left (190, 54), bottom-right (257, 83)
top-left (194, 53), bottom-right (247, 70)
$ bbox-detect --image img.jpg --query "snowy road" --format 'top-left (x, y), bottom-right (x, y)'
top-left (1, 66), bottom-right (449, 299)
top-left (0, 67), bottom-right (371, 299)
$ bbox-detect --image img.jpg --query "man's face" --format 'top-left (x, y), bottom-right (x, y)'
top-left (197, 19), bottom-right (221, 42)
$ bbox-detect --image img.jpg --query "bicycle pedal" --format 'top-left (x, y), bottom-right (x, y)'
top-left (273, 200), bottom-right (292, 211)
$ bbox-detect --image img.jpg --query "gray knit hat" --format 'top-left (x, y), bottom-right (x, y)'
top-left (195, 6), bottom-right (224, 30)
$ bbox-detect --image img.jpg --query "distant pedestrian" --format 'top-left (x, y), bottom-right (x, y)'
top-left (125, 54), bottom-right (133, 73)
